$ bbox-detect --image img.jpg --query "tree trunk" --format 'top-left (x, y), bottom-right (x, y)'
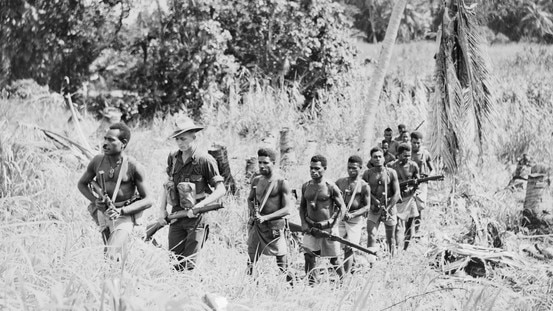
top-left (358, 0), bottom-right (408, 156)
top-left (522, 164), bottom-right (553, 232)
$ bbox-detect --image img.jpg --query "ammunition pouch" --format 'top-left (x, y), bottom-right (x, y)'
top-left (305, 217), bottom-right (333, 230)
top-left (164, 180), bottom-right (179, 207)
top-left (177, 182), bottom-right (196, 209)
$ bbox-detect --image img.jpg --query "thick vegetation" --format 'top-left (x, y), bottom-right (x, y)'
top-left (1, 42), bottom-right (552, 310)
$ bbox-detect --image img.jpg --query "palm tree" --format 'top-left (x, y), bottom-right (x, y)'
top-left (358, 0), bottom-right (408, 156)
top-left (521, 0), bottom-right (553, 40)
top-left (429, 0), bottom-right (496, 173)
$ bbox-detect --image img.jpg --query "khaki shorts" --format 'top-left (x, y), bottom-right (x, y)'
top-left (338, 216), bottom-right (364, 247)
top-left (302, 226), bottom-right (341, 257)
top-left (98, 212), bottom-right (134, 234)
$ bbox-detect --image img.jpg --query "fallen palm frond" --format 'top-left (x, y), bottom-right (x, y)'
top-left (427, 242), bottom-right (531, 277)
top-left (20, 123), bottom-right (95, 161)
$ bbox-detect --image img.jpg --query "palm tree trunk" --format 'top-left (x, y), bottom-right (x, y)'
top-left (358, 0), bottom-right (408, 156)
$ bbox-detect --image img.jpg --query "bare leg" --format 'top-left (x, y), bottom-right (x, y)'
top-left (304, 252), bottom-right (317, 285)
top-left (329, 257), bottom-right (344, 280)
top-left (247, 251), bottom-right (260, 275)
top-left (366, 220), bottom-right (379, 249)
top-left (384, 224), bottom-right (396, 255)
top-left (395, 219), bottom-right (405, 252)
top-left (343, 247), bottom-right (354, 274)
top-left (404, 217), bottom-right (414, 250)
top-left (106, 229), bottom-right (129, 261)
top-left (276, 255), bottom-right (294, 284)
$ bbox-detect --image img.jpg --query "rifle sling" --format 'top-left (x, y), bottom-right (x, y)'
top-left (345, 179), bottom-right (361, 214)
top-left (258, 179), bottom-right (277, 214)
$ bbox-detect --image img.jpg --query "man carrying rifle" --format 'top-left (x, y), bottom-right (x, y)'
top-left (77, 123), bottom-right (152, 260)
top-left (410, 131), bottom-right (434, 236)
top-left (388, 143), bottom-right (420, 250)
top-left (362, 147), bottom-right (400, 255)
top-left (247, 148), bottom-right (292, 280)
top-left (157, 119), bottom-right (226, 271)
top-left (300, 155), bottom-right (346, 284)
top-left (335, 155), bottom-right (370, 274)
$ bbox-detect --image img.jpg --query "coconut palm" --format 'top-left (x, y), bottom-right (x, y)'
top-left (429, 0), bottom-right (496, 173)
top-left (358, 0), bottom-right (408, 156)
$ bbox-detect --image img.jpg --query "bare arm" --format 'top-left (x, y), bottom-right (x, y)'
top-left (77, 159), bottom-right (98, 203)
top-left (387, 170), bottom-right (400, 209)
top-left (158, 187), bottom-right (168, 218)
top-left (331, 184), bottom-right (347, 223)
top-left (350, 184), bottom-right (370, 218)
top-left (262, 180), bottom-right (291, 221)
top-left (121, 163), bottom-right (152, 215)
top-left (426, 151), bottom-right (434, 174)
top-left (299, 184), bottom-right (308, 230)
top-left (192, 181), bottom-right (225, 212)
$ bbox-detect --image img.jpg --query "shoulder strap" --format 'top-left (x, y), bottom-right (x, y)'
top-left (259, 179), bottom-right (277, 213)
top-left (346, 179), bottom-right (361, 212)
top-left (111, 156), bottom-right (128, 202)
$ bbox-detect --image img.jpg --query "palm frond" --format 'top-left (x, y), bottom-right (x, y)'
top-left (429, 0), bottom-right (497, 173)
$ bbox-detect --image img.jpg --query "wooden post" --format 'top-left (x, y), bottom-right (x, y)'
top-left (208, 144), bottom-right (237, 195)
top-left (522, 164), bottom-right (553, 231)
top-left (279, 127), bottom-right (295, 171)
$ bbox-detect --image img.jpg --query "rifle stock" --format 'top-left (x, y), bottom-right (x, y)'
top-left (144, 203), bottom-right (224, 241)
top-left (287, 222), bottom-right (377, 255)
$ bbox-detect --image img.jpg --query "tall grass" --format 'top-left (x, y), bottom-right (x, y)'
top-left (1, 42), bottom-right (552, 310)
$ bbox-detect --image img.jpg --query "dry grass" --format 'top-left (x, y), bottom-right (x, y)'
top-left (1, 42), bottom-right (553, 310)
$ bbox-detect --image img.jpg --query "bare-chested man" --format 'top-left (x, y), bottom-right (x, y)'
top-left (383, 128), bottom-right (400, 156)
top-left (300, 155), bottom-right (346, 284)
top-left (77, 122), bottom-right (152, 260)
top-left (362, 147), bottom-right (400, 255)
top-left (388, 143), bottom-right (420, 250)
top-left (336, 155), bottom-right (370, 274)
top-left (247, 148), bottom-right (292, 280)
top-left (410, 131), bottom-right (434, 236)
top-left (394, 124), bottom-right (407, 142)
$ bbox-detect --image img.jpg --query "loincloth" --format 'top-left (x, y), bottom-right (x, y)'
top-left (302, 226), bottom-right (340, 257)
top-left (338, 215), bottom-right (364, 246)
top-left (396, 195), bottom-right (420, 221)
top-left (367, 206), bottom-right (397, 226)
top-left (415, 183), bottom-right (428, 211)
top-left (247, 219), bottom-right (287, 256)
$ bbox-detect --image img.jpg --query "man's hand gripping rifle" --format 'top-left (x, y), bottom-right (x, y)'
top-left (144, 202), bottom-right (224, 242)
top-left (398, 175), bottom-right (444, 190)
top-left (90, 171), bottom-right (118, 220)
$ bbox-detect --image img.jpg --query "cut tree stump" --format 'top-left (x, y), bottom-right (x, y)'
top-left (208, 144), bottom-right (237, 195)
top-left (522, 164), bottom-right (553, 232)
top-left (279, 127), bottom-right (295, 171)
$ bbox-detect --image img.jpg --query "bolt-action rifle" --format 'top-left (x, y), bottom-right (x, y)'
top-left (398, 175), bottom-right (444, 188)
top-left (287, 222), bottom-right (376, 256)
top-left (144, 202), bottom-right (224, 241)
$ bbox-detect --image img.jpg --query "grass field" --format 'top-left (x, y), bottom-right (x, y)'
top-left (1, 41), bottom-right (553, 310)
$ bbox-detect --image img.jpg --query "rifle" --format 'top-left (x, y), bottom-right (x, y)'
top-left (252, 186), bottom-right (261, 219)
top-left (144, 203), bottom-right (224, 241)
top-left (288, 222), bottom-right (376, 256)
top-left (398, 175), bottom-right (444, 188)
top-left (90, 173), bottom-right (114, 244)
top-left (414, 120), bottom-right (425, 131)
top-left (95, 171), bottom-right (119, 220)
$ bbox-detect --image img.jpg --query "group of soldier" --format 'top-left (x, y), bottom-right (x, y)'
top-left (77, 120), bottom-right (435, 284)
